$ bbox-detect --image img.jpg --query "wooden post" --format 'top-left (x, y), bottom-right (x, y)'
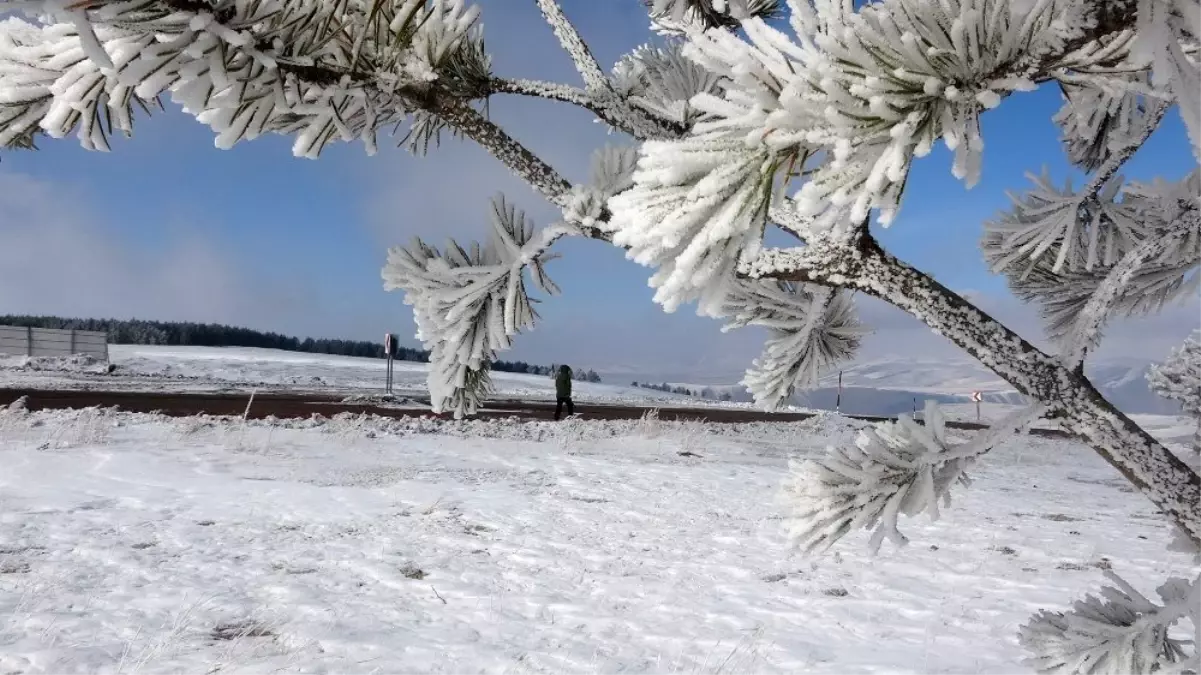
top-left (69, 329), bottom-right (76, 355)
top-left (26, 326), bottom-right (32, 356)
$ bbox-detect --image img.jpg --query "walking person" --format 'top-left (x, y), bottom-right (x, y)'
top-left (554, 364), bottom-right (575, 420)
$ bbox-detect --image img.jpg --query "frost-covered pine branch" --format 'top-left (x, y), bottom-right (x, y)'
top-left (984, 169), bottom-right (1150, 276)
top-left (1149, 331), bottom-right (1201, 450)
top-left (984, 170), bottom-right (1200, 354)
top-left (381, 143), bottom-right (642, 417)
top-left (1054, 82), bottom-right (1168, 175)
top-left (1133, 0), bottom-right (1201, 161)
top-left (1061, 225), bottom-right (1198, 366)
top-left (786, 402), bottom-right (1045, 555)
top-left (609, 42), bottom-right (720, 130)
top-left (382, 195), bottom-right (566, 417)
top-left (610, 0), bottom-right (1171, 317)
top-left (721, 281), bottom-right (865, 409)
top-left (1019, 571), bottom-right (1199, 674)
top-left (644, 0), bottom-right (783, 35)
top-left (0, 0), bottom-right (488, 155)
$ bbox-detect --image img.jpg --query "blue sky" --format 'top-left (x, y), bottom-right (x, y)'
top-left (1, 0), bottom-right (1197, 382)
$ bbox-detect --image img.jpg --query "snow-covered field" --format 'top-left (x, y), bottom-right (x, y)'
top-left (1, 403), bottom-right (1196, 673)
top-left (0, 346), bottom-right (717, 406)
top-left (934, 401), bottom-right (1197, 455)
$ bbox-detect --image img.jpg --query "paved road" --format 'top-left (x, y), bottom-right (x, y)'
top-left (0, 388), bottom-right (1071, 437)
top-left (0, 388), bottom-right (836, 423)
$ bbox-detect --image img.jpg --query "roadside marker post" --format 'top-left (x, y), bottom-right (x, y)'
top-left (836, 370), bottom-right (843, 413)
top-left (384, 333), bottom-right (394, 394)
top-left (971, 391), bottom-right (983, 422)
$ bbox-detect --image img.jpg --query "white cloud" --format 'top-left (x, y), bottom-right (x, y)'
top-left (0, 171), bottom-right (309, 330)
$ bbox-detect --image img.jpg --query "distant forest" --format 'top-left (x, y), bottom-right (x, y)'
top-left (632, 381), bottom-right (732, 401)
top-left (0, 315), bottom-right (600, 381)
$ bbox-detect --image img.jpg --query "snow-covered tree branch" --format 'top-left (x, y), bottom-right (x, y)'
top-left (787, 401), bottom-right (1046, 555)
top-left (532, 0), bottom-right (608, 92)
top-left (1149, 331), bottom-right (1201, 450)
top-left (4, 0), bottom-right (1200, 668)
top-left (721, 281), bottom-right (864, 409)
top-left (382, 194), bottom-right (569, 417)
top-left (1019, 570), bottom-right (1199, 674)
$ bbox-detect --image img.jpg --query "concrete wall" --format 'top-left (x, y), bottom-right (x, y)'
top-left (0, 326), bottom-right (109, 360)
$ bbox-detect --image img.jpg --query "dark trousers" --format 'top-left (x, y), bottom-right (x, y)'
top-left (555, 397), bottom-right (574, 420)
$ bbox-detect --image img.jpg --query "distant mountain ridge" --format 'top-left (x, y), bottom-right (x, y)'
top-left (626, 355), bottom-right (1180, 416)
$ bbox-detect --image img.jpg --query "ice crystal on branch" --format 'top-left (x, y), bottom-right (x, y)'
top-left (565, 144), bottom-right (639, 229)
top-left (382, 195), bottom-right (563, 418)
top-left (722, 281), bottom-right (865, 409)
top-left (1124, 171), bottom-right (1201, 265)
top-left (1019, 571), bottom-right (1198, 674)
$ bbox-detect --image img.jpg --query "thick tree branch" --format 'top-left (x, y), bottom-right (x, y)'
top-left (532, 0), bottom-right (609, 92)
top-left (427, 98), bottom-right (615, 243)
top-left (741, 234), bottom-right (1201, 546)
top-left (429, 97), bottom-right (574, 206)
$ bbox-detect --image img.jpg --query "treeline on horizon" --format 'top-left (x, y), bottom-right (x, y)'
top-left (632, 381), bottom-right (733, 401)
top-left (0, 315), bottom-right (600, 380)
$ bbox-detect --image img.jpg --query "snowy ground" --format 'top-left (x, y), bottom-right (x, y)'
top-left (0, 346), bottom-right (724, 407)
top-left (1, 404), bottom-right (1196, 673)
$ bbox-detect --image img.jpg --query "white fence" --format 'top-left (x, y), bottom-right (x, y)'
top-left (0, 325), bottom-right (109, 360)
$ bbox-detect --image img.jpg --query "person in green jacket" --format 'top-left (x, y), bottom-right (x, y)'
top-left (554, 365), bottom-right (575, 420)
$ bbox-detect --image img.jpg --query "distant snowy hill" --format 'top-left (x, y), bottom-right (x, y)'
top-left (1, 345), bottom-right (732, 408)
top-left (646, 355), bottom-right (1179, 416)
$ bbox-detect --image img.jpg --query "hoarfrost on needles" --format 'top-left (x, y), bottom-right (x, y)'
top-left (382, 195), bottom-right (562, 418)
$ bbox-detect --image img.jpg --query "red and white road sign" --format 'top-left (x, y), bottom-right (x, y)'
top-left (970, 391), bottom-right (983, 402)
